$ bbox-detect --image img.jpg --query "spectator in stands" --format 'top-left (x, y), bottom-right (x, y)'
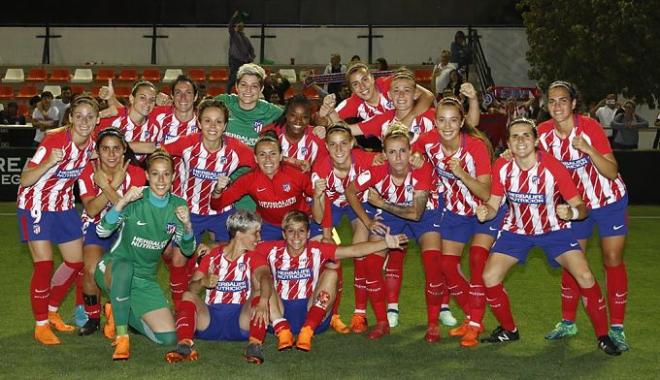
top-left (450, 31), bottom-right (472, 78)
top-left (593, 94), bottom-right (621, 143)
top-left (197, 84), bottom-right (207, 101)
top-left (611, 100), bottom-right (648, 150)
top-left (31, 91), bottom-right (59, 146)
top-left (26, 95), bottom-right (41, 124)
top-left (431, 50), bottom-right (457, 98)
top-left (52, 85), bottom-right (73, 126)
top-left (227, 10), bottom-right (255, 93)
top-left (445, 70), bottom-right (464, 97)
top-left (0, 101), bottom-right (26, 125)
top-left (262, 72), bottom-right (290, 106)
top-left (654, 112), bottom-right (660, 149)
top-left (323, 53), bottom-right (347, 97)
top-left (350, 55), bottom-right (361, 64)
top-left (375, 57), bottom-right (389, 71)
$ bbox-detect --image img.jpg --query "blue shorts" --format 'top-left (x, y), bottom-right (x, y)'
top-left (260, 221), bottom-right (283, 241)
top-left (282, 298), bottom-right (331, 335)
top-left (572, 194), bottom-right (628, 239)
top-left (82, 220), bottom-right (116, 251)
top-left (17, 208), bottom-right (82, 244)
top-left (440, 206), bottom-right (506, 244)
top-left (191, 212), bottom-right (231, 243)
top-left (310, 203), bottom-right (372, 236)
top-left (474, 205), bottom-right (508, 238)
top-left (376, 207), bottom-right (442, 240)
top-left (195, 303), bottom-right (249, 341)
top-left (491, 229), bottom-right (582, 268)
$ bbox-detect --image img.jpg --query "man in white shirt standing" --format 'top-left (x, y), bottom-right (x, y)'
top-left (594, 93), bottom-right (621, 143)
top-left (31, 91), bottom-right (59, 146)
top-left (431, 50), bottom-right (457, 98)
top-left (51, 85), bottom-right (72, 126)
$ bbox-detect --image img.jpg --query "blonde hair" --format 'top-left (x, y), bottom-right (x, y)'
top-left (146, 148), bottom-right (174, 171)
top-left (383, 120), bottom-right (412, 147)
top-left (237, 63), bottom-right (266, 86)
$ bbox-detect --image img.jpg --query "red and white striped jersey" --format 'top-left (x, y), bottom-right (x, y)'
top-left (164, 134), bottom-right (255, 215)
top-left (414, 131), bottom-right (491, 216)
top-left (97, 107), bottom-right (159, 144)
top-left (17, 129), bottom-right (94, 212)
top-left (197, 245), bottom-right (267, 305)
top-left (78, 163), bottom-right (146, 224)
top-left (258, 240), bottom-right (337, 300)
top-left (537, 115), bottom-right (626, 209)
top-left (151, 105), bottom-right (199, 145)
top-left (263, 124), bottom-right (328, 165)
top-left (353, 162), bottom-right (437, 209)
top-left (336, 76), bottom-right (394, 121)
top-left (312, 149), bottom-right (376, 207)
top-left (358, 108), bottom-right (435, 143)
top-left (492, 151), bottom-right (580, 235)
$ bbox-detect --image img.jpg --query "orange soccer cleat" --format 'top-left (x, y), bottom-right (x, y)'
top-left (295, 326), bottom-right (315, 352)
top-left (34, 324), bottom-right (61, 345)
top-left (330, 314), bottom-right (350, 334)
top-left (366, 321), bottom-right (390, 340)
top-left (460, 325), bottom-right (481, 347)
top-left (103, 303), bottom-right (116, 340)
top-left (276, 328), bottom-right (294, 351)
top-left (112, 335), bottom-right (130, 361)
top-left (48, 311), bottom-right (75, 332)
top-left (165, 339), bottom-right (199, 363)
top-left (350, 313), bottom-right (368, 334)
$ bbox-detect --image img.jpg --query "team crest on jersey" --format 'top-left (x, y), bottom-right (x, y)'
top-left (411, 125), bottom-right (421, 134)
top-left (405, 184), bottom-right (413, 193)
top-left (300, 147), bottom-right (308, 156)
top-left (166, 222), bottom-right (176, 234)
top-left (33, 224), bottom-right (41, 235)
top-left (238, 263), bottom-right (247, 272)
top-left (219, 156), bottom-right (227, 164)
top-left (282, 183), bottom-right (291, 192)
top-left (253, 120), bottom-right (264, 132)
top-left (531, 175), bottom-right (539, 184)
top-left (386, 100), bottom-right (394, 108)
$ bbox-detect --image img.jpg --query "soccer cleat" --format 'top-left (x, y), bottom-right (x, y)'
top-left (296, 326), bottom-right (315, 352)
top-left (276, 328), bottom-right (294, 351)
top-left (350, 313), bottom-right (368, 334)
top-left (439, 309), bottom-right (458, 327)
top-left (608, 327), bottom-right (629, 352)
top-left (424, 324), bottom-right (441, 343)
top-left (78, 318), bottom-right (100, 336)
top-left (450, 320), bottom-right (485, 337)
top-left (544, 320), bottom-right (578, 340)
top-left (103, 303), bottom-right (116, 340)
top-left (480, 326), bottom-right (519, 344)
top-left (244, 340), bottom-right (265, 364)
top-left (73, 304), bottom-right (89, 328)
top-left (366, 321), bottom-right (390, 340)
top-left (48, 311), bottom-right (75, 332)
top-left (598, 335), bottom-right (622, 356)
top-left (460, 325), bottom-right (481, 347)
top-left (165, 339), bottom-right (199, 363)
top-left (387, 309), bottom-right (399, 328)
top-left (34, 324), bottom-right (61, 345)
top-left (112, 335), bottom-right (130, 361)
top-left (330, 314), bottom-right (350, 334)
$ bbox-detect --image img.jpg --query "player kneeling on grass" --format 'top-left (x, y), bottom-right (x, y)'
top-left (165, 210), bottom-right (275, 365)
top-left (262, 211), bottom-right (407, 352)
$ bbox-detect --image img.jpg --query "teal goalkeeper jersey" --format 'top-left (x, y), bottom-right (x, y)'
top-left (214, 93), bottom-right (283, 147)
top-left (97, 188), bottom-right (195, 279)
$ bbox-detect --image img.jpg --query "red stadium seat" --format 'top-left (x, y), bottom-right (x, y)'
top-left (414, 69), bottom-right (433, 83)
top-left (50, 68), bottom-right (71, 81)
top-left (160, 86), bottom-right (171, 95)
top-left (283, 87), bottom-right (296, 101)
top-left (187, 68), bottom-right (206, 82)
top-left (0, 86), bottom-right (14, 99)
top-left (70, 85), bottom-right (85, 95)
top-left (114, 86), bottom-right (131, 98)
top-left (91, 86), bottom-right (101, 97)
top-left (118, 69), bottom-right (138, 82)
top-left (207, 86), bottom-right (225, 97)
top-left (208, 69), bottom-right (229, 82)
top-left (142, 69), bottom-right (161, 82)
top-left (96, 68), bottom-right (115, 82)
top-left (26, 68), bottom-right (48, 81)
top-left (18, 103), bottom-right (29, 117)
top-left (303, 86), bottom-right (320, 100)
top-left (16, 85), bottom-right (39, 99)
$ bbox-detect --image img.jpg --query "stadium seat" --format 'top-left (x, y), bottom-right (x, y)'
top-left (162, 69), bottom-right (183, 83)
top-left (91, 86), bottom-right (101, 97)
top-left (414, 69), bottom-right (433, 83)
top-left (283, 87), bottom-right (296, 100)
top-left (0, 86), bottom-right (14, 99)
top-left (18, 103), bottom-right (29, 117)
top-left (303, 86), bottom-right (320, 100)
top-left (160, 86), bottom-right (171, 95)
top-left (2, 68), bottom-right (25, 84)
top-left (142, 69), bottom-right (161, 82)
top-left (96, 68), bottom-right (115, 82)
top-left (70, 85), bottom-right (85, 95)
top-left (207, 86), bottom-right (225, 97)
top-left (278, 69), bottom-right (297, 84)
top-left (114, 86), bottom-right (131, 98)
top-left (26, 68), bottom-right (48, 81)
top-left (118, 69), bottom-right (138, 82)
top-left (71, 68), bottom-right (93, 83)
top-left (187, 68), bottom-right (206, 82)
top-left (208, 69), bottom-right (229, 82)
top-left (42, 85), bottom-right (62, 97)
top-left (16, 85), bottom-right (38, 99)
top-left (50, 68), bottom-right (71, 81)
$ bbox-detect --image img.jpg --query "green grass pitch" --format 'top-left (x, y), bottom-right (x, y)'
top-left (0, 203), bottom-right (658, 379)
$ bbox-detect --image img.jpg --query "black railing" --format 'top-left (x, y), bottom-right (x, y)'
top-left (467, 27), bottom-right (495, 94)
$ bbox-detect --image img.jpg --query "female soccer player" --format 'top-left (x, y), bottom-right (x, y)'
top-left (345, 122), bottom-right (444, 342)
top-left (262, 211), bottom-right (407, 351)
top-left (538, 81), bottom-right (629, 351)
top-left (18, 96), bottom-right (99, 345)
top-left (153, 75), bottom-right (199, 145)
top-left (77, 128), bottom-right (146, 336)
top-left (165, 210), bottom-right (275, 365)
top-left (468, 118), bottom-right (621, 356)
top-left (162, 99), bottom-right (255, 305)
top-left (95, 150), bottom-right (195, 360)
top-left (412, 97), bottom-right (503, 341)
top-left (210, 132), bottom-right (321, 241)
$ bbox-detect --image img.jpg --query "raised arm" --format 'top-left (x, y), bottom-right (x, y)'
top-left (368, 189), bottom-right (429, 221)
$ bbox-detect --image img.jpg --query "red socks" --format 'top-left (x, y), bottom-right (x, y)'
top-left (74, 269), bottom-right (84, 306)
top-left (273, 319), bottom-right (292, 335)
top-left (353, 257), bottom-right (368, 313)
top-left (485, 283), bottom-right (515, 331)
top-left (169, 265), bottom-right (189, 304)
top-left (468, 246), bottom-right (489, 322)
top-left (31, 260), bottom-right (53, 322)
top-left (385, 248), bottom-right (405, 305)
top-left (605, 263), bottom-right (627, 326)
top-left (364, 254), bottom-right (387, 323)
top-left (580, 282), bottom-right (608, 337)
top-left (440, 254), bottom-right (471, 315)
top-left (249, 297), bottom-right (267, 343)
top-left (304, 290), bottom-right (331, 331)
top-left (49, 261), bottom-right (84, 309)
top-left (175, 300), bottom-right (197, 342)
top-left (560, 269), bottom-right (580, 322)
top-left (422, 250), bottom-right (444, 325)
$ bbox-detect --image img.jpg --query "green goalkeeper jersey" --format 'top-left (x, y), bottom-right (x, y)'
top-left (97, 187), bottom-right (195, 280)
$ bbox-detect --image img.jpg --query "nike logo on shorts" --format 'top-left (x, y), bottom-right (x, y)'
top-left (613, 225), bottom-right (624, 230)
